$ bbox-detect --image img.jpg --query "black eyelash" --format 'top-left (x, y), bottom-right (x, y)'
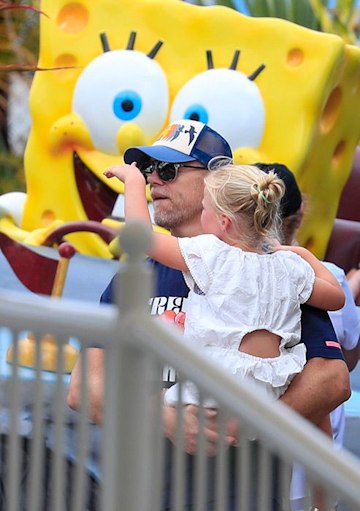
top-left (206, 49), bottom-right (265, 80)
top-left (100, 31), bottom-right (163, 60)
top-left (100, 32), bottom-right (110, 52)
top-left (126, 31), bottom-right (136, 50)
top-left (147, 40), bottom-right (164, 59)
top-left (248, 64), bottom-right (266, 81)
top-left (206, 50), bottom-right (214, 70)
top-left (229, 50), bottom-right (240, 70)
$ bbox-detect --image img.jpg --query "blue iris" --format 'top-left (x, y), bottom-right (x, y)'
top-left (113, 90), bottom-right (142, 120)
top-left (183, 105), bottom-right (208, 124)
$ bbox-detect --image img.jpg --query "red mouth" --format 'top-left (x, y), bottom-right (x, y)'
top-left (73, 152), bottom-right (118, 222)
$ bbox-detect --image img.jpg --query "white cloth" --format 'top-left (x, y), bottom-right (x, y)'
top-left (165, 234), bottom-right (314, 406)
top-left (325, 262), bottom-right (360, 352)
top-left (326, 262), bottom-right (360, 448)
top-left (290, 262), bottom-right (360, 510)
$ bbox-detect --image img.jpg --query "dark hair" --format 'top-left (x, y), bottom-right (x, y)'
top-left (255, 163), bottom-right (302, 218)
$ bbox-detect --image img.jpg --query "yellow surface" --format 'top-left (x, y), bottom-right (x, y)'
top-left (6, 333), bottom-right (79, 374)
top-left (21, 0), bottom-right (360, 257)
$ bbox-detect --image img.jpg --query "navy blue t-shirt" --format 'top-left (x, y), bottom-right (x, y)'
top-left (101, 260), bottom-right (344, 361)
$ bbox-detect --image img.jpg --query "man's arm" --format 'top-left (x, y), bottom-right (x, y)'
top-left (68, 310), bottom-right (350, 446)
top-left (279, 357), bottom-right (350, 424)
top-left (170, 357), bottom-right (350, 454)
top-left (67, 353), bottom-right (350, 451)
top-left (67, 348), bottom-right (105, 425)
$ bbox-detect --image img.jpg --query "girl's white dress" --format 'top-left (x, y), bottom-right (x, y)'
top-left (164, 234), bottom-right (315, 406)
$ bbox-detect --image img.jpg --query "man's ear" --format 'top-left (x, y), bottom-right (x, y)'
top-left (299, 201), bottom-right (305, 220)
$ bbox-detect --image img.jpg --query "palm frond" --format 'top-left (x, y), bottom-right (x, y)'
top-left (0, 2), bottom-right (46, 16)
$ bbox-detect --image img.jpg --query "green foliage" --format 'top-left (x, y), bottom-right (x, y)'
top-left (0, 1), bottom-right (41, 193)
top-left (244, 0), bottom-right (360, 43)
top-left (309, 0), bottom-right (360, 44)
top-left (243, 0), bottom-right (320, 29)
top-left (0, 139), bottom-right (26, 193)
top-left (0, 1), bottom-right (40, 68)
top-left (188, 0), bottom-right (239, 9)
top-left (190, 0), bottom-right (360, 43)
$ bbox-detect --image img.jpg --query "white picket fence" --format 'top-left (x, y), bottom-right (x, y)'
top-left (0, 222), bottom-right (360, 511)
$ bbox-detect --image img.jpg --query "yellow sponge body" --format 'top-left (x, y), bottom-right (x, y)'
top-left (23, 0), bottom-right (360, 257)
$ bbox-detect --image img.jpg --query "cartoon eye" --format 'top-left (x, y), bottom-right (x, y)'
top-left (183, 104), bottom-right (209, 125)
top-left (72, 39), bottom-right (168, 154)
top-left (113, 90), bottom-right (142, 121)
top-left (170, 60), bottom-right (265, 150)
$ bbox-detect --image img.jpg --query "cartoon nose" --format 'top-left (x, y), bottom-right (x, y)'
top-left (116, 123), bottom-right (146, 155)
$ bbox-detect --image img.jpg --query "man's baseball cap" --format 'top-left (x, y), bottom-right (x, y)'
top-left (255, 162), bottom-right (302, 218)
top-left (124, 119), bottom-right (233, 168)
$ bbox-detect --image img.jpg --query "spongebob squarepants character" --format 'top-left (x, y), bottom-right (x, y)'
top-left (2, 0), bottom-right (360, 258)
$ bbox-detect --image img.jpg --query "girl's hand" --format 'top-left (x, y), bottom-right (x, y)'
top-left (272, 243), bottom-right (294, 252)
top-left (103, 161), bottom-right (141, 182)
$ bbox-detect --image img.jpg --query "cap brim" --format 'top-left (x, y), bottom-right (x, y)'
top-left (124, 145), bottom-right (197, 165)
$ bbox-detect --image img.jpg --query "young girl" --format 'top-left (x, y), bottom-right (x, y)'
top-left (104, 162), bottom-right (345, 405)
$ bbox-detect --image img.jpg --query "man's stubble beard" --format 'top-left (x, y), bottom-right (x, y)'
top-left (152, 173), bottom-right (205, 232)
top-left (153, 202), bottom-right (202, 231)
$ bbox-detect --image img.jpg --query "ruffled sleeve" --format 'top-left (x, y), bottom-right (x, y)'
top-left (286, 252), bottom-right (315, 304)
top-left (178, 234), bottom-right (229, 294)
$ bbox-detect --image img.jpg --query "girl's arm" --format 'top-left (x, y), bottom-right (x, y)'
top-left (276, 245), bottom-right (345, 311)
top-left (104, 163), bottom-right (188, 272)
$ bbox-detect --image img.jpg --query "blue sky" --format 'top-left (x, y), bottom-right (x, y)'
top-left (234, 0), bottom-right (360, 13)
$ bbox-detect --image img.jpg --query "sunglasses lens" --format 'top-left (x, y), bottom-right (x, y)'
top-left (138, 162), bottom-right (153, 182)
top-left (157, 162), bottom-right (177, 182)
top-left (137, 161), bottom-right (177, 182)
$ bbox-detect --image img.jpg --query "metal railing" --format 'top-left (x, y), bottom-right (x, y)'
top-left (0, 222), bottom-right (360, 511)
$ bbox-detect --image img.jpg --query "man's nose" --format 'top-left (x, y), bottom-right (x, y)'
top-left (147, 170), bottom-right (164, 185)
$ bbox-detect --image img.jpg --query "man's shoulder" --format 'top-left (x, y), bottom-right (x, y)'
top-left (149, 259), bottom-right (189, 297)
top-left (100, 259), bottom-right (188, 304)
top-left (100, 274), bottom-right (117, 304)
top-left (148, 258), bottom-right (182, 276)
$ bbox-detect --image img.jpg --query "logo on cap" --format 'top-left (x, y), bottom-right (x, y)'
top-left (154, 120), bottom-right (206, 155)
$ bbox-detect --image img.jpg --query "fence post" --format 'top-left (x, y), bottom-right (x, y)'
top-left (102, 221), bottom-right (158, 511)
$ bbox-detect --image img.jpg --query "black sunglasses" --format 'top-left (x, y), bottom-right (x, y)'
top-left (138, 160), bottom-right (206, 183)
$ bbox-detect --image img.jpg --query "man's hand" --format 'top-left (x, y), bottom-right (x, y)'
top-left (162, 357), bottom-right (350, 454)
top-left (163, 404), bottom-right (239, 455)
top-left (67, 348), bottom-right (105, 425)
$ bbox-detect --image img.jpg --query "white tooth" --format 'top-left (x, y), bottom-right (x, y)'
top-left (0, 192), bottom-right (27, 225)
top-left (148, 202), bottom-right (154, 223)
top-left (111, 194), bottom-right (124, 218)
top-left (110, 194), bottom-right (154, 223)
